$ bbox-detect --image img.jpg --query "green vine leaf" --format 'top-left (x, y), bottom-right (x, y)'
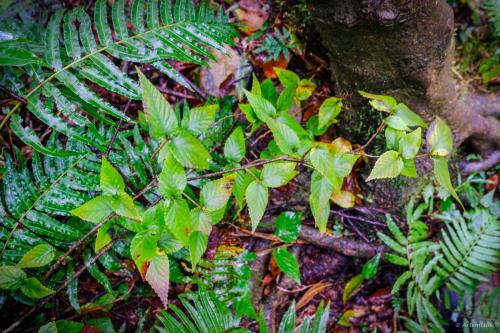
top-left (182, 104), bottom-right (217, 136)
top-left (224, 126), bottom-right (246, 163)
top-left (168, 130), bottom-right (212, 170)
top-left (367, 151), bottom-right (404, 181)
top-left (159, 153), bottom-right (187, 198)
top-left (261, 162), bottom-right (297, 188)
top-left (393, 103), bottom-right (427, 128)
top-left (100, 157), bottom-right (125, 196)
top-left (318, 97), bottom-right (342, 129)
top-left (273, 248), bottom-right (300, 283)
top-left (246, 180), bottom-right (268, 232)
top-left (16, 244), bottom-right (55, 269)
top-left (189, 230), bottom-right (208, 270)
top-left (399, 128), bottom-right (421, 159)
top-left (70, 196), bottom-right (113, 223)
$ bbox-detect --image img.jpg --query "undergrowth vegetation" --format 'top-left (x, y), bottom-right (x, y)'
top-left (0, 0), bottom-right (498, 332)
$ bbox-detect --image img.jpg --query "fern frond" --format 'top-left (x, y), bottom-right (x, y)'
top-left (156, 289), bottom-right (249, 333)
top-left (2, 0), bottom-right (236, 156)
top-left (484, 0), bottom-right (500, 37)
top-left (434, 206), bottom-right (500, 293)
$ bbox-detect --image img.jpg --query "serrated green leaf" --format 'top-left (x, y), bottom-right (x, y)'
top-left (169, 130), bottom-right (212, 170)
top-left (145, 254), bottom-right (169, 308)
top-left (20, 277), bottom-right (55, 298)
top-left (100, 156), bottom-right (124, 196)
top-left (401, 158), bottom-right (417, 178)
top-left (385, 115), bottom-right (409, 131)
top-left (427, 117), bottom-right (453, 156)
top-left (159, 152), bottom-right (186, 198)
top-left (318, 97), bottom-right (342, 129)
top-left (399, 128), bottom-right (421, 159)
top-left (273, 248), bottom-right (300, 283)
top-left (246, 180), bottom-right (268, 232)
top-left (200, 175), bottom-right (234, 211)
top-left (130, 231), bottom-right (158, 276)
top-left (95, 222), bottom-right (112, 252)
top-left (275, 211), bottom-right (301, 243)
top-left (367, 151), bottom-right (403, 181)
top-left (394, 103), bottom-right (427, 128)
top-left (309, 171), bottom-right (333, 233)
top-left (224, 126), bottom-right (246, 162)
top-left (165, 199), bottom-right (192, 246)
top-left (110, 192), bottom-right (141, 221)
top-left (16, 244), bottom-right (55, 269)
top-left (182, 104), bottom-right (217, 135)
top-left (189, 230), bottom-right (208, 270)
top-left (0, 266), bottom-right (27, 290)
top-left (261, 161), bottom-right (297, 188)
top-left (70, 195), bottom-right (113, 223)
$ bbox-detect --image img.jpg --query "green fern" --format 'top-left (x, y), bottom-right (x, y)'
top-left (155, 289), bottom-right (249, 333)
top-left (1, 0), bottom-right (236, 156)
top-left (378, 191), bottom-right (500, 333)
top-left (0, 127), bottom-right (158, 263)
top-left (484, 0), bottom-right (500, 37)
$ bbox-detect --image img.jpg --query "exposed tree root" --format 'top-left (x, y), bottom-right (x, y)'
top-left (460, 150), bottom-right (500, 175)
top-left (299, 226), bottom-right (386, 258)
top-left (466, 93), bottom-right (500, 118)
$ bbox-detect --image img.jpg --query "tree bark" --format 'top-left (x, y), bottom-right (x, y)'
top-left (306, 0), bottom-right (500, 148)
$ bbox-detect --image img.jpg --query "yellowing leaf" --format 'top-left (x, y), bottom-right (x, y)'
top-left (343, 274), bottom-right (364, 303)
top-left (295, 79), bottom-right (316, 101)
top-left (200, 175), bottom-right (235, 211)
top-left (100, 157), bottom-right (124, 196)
top-left (16, 244), bottom-right (55, 269)
top-left (427, 117), bottom-right (453, 156)
top-left (331, 191), bottom-right (355, 208)
top-left (367, 151), bottom-right (403, 181)
top-left (145, 255), bottom-right (170, 308)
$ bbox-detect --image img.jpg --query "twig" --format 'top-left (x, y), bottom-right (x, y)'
top-left (356, 122), bottom-right (386, 152)
top-left (299, 225), bottom-right (386, 258)
top-left (186, 155), bottom-right (303, 181)
top-left (105, 100), bottom-right (132, 158)
top-left (331, 210), bottom-right (386, 227)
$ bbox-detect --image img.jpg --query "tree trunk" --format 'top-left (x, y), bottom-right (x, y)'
top-left (306, 0), bottom-right (500, 148)
top-left (306, 0), bottom-right (500, 210)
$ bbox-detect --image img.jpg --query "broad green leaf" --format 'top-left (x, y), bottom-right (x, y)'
top-left (358, 91), bottom-right (397, 112)
top-left (100, 157), bottom-right (125, 196)
top-left (318, 97), bottom-right (342, 129)
top-left (110, 192), bottom-right (141, 221)
top-left (190, 208), bottom-right (212, 235)
top-left (158, 231), bottom-right (183, 254)
top-left (37, 322), bottom-right (57, 333)
top-left (332, 153), bottom-right (358, 179)
top-left (277, 85), bottom-right (296, 114)
top-left (394, 103), bottom-right (427, 128)
top-left (385, 115), bottom-right (409, 131)
top-left (130, 231), bottom-right (158, 276)
top-left (296, 79), bottom-right (316, 101)
top-left (261, 162), bottom-right (297, 188)
top-left (138, 70), bottom-right (178, 139)
top-left (169, 130), bottom-right (212, 170)
top-left (159, 153), bottom-right (186, 198)
top-left (0, 266), bottom-right (26, 290)
top-left (399, 128), bottom-right (421, 159)
top-left (16, 244), bottom-right (55, 269)
top-left (261, 78), bottom-right (278, 105)
top-left (243, 89), bottom-right (277, 119)
top-left (361, 254), bottom-right (380, 280)
top-left (432, 156), bottom-right (463, 207)
top-left (277, 301), bottom-right (296, 333)
top-left (385, 127), bottom-right (405, 151)
top-left (189, 230), bottom-right (208, 270)
top-left (145, 254), bottom-right (169, 308)
top-left (95, 222), bottom-right (112, 252)
top-left (246, 180), bottom-right (268, 231)
top-left (309, 171), bottom-right (333, 233)
top-left (275, 68), bottom-right (300, 87)
top-left (275, 211), bottom-right (301, 243)
top-left (233, 171), bottom-right (254, 210)
top-left (427, 117), bottom-right (453, 156)
top-left (273, 248), bottom-right (300, 283)
top-left (331, 190), bottom-right (355, 208)
top-left (200, 175), bottom-right (235, 211)
top-left (71, 195), bottom-right (113, 223)
top-left (343, 274), bottom-right (363, 303)
top-left (366, 151), bottom-right (403, 181)
top-left (224, 126), bottom-right (246, 163)
top-left (401, 158), bottom-right (417, 178)
top-left (309, 146), bottom-right (338, 188)
top-left (165, 199), bottom-right (192, 246)
top-left (182, 104), bottom-right (217, 135)
top-left (266, 119), bottom-right (300, 154)
top-left (20, 277), bottom-right (55, 298)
